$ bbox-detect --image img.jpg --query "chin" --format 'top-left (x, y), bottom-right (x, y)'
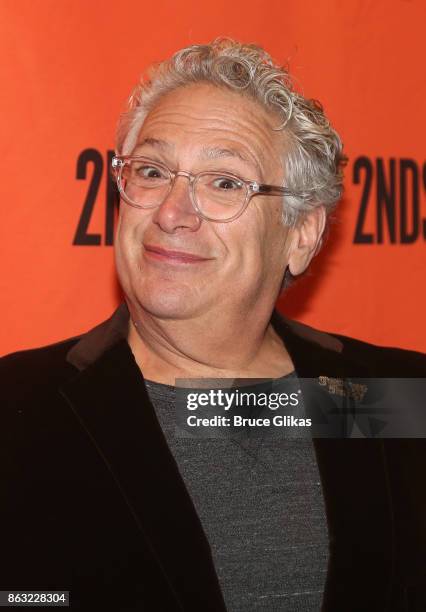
top-left (132, 280), bottom-right (202, 321)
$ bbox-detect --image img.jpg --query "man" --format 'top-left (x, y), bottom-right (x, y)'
top-left (1, 40), bottom-right (425, 611)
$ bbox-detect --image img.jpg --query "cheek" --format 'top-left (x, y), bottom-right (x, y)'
top-left (114, 209), bottom-right (145, 280)
top-left (237, 202), bottom-right (290, 275)
top-left (215, 216), bottom-right (266, 283)
top-left (116, 206), bottom-right (149, 253)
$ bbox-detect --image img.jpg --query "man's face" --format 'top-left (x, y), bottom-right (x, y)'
top-left (115, 83), bottom-right (294, 321)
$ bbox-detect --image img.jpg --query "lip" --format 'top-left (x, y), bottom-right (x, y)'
top-left (143, 244), bottom-right (213, 264)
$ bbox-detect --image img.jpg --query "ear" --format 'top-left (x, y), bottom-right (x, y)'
top-left (287, 205), bottom-right (326, 276)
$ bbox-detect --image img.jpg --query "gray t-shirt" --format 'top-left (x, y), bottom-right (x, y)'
top-left (144, 372), bottom-right (329, 612)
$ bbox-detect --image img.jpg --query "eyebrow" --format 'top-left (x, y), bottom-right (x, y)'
top-left (133, 137), bottom-right (257, 169)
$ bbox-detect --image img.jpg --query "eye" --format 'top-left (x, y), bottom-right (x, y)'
top-left (212, 177), bottom-right (243, 190)
top-left (134, 162), bottom-right (169, 181)
top-left (135, 164), bottom-right (165, 179)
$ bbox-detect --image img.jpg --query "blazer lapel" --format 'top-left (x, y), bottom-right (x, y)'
top-left (271, 310), bottom-right (371, 378)
top-left (272, 313), bottom-right (395, 610)
top-left (59, 338), bottom-right (227, 611)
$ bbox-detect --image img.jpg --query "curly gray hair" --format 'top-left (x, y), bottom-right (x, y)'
top-left (116, 38), bottom-right (346, 228)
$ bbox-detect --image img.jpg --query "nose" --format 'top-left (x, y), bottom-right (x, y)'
top-left (152, 173), bottom-right (201, 234)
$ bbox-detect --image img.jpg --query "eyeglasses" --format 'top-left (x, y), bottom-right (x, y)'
top-left (111, 155), bottom-right (300, 223)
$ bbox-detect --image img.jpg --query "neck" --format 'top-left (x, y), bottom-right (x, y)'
top-left (126, 301), bottom-right (294, 385)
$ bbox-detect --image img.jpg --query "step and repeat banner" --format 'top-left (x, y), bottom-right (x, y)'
top-left (1, 0), bottom-right (425, 355)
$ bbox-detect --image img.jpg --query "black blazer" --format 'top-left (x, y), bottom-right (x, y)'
top-left (1, 303), bottom-right (426, 611)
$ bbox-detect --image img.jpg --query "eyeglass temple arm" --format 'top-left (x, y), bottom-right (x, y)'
top-left (253, 183), bottom-right (300, 198)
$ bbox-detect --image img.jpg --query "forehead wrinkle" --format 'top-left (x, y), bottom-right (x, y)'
top-left (200, 146), bottom-right (250, 164)
top-left (137, 102), bottom-right (283, 181)
top-left (133, 137), bottom-right (173, 154)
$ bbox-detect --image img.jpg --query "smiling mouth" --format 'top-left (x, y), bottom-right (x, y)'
top-left (143, 244), bottom-right (213, 264)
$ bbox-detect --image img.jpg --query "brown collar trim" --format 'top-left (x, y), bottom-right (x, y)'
top-left (280, 317), bottom-right (343, 353)
top-left (66, 301), bottom-right (343, 372)
top-left (66, 302), bottom-right (130, 371)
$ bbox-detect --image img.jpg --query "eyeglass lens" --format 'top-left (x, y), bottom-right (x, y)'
top-left (121, 160), bottom-right (247, 221)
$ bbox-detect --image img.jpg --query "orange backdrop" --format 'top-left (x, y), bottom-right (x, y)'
top-left (1, 0), bottom-right (425, 356)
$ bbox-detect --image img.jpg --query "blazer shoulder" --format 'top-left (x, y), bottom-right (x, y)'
top-left (280, 314), bottom-right (426, 376)
top-left (0, 335), bottom-right (82, 390)
top-left (328, 330), bottom-right (426, 376)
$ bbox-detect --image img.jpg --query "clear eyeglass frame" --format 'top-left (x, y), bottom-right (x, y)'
top-left (111, 155), bottom-right (300, 223)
